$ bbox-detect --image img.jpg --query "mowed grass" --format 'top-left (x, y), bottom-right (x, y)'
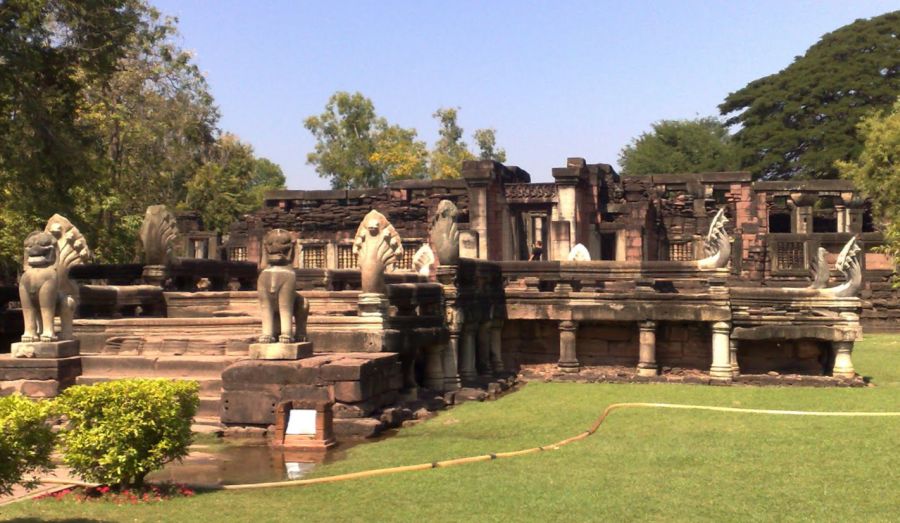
top-left (4, 334), bottom-right (900, 522)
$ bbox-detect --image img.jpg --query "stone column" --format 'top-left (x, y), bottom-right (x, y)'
top-left (710, 321), bottom-right (733, 381)
top-left (832, 341), bottom-right (855, 378)
top-left (552, 165), bottom-right (580, 260)
top-left (443, 330), bottom-right (462, 391)
top-left (637, 320), bottom-right (657, 377)
top-left (423, 344), bottom-right (446, 391)
top-left (558, 320), bottom-right (579, 372)
top-left (729, 338), bottom-right (740, 377)
top-left (477, 321), bottom-right (492, 378)
top-left (835, 204), bottom-right (847, 233)
top-left (490, 320), bottom-right (504, 374)
top-left (459, 324), bottom-right (478, 382)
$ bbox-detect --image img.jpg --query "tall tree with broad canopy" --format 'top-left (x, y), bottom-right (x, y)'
top-left (0, 0), bottom-right (285, 272)
top-left (720, 11), bottom-right (900, 180)
top-left (618, 117), bottom-right (740, 175)
top-left (837, 99), bottom-right (900, 267)
top-left (304, 91), bottom-right (427, 189)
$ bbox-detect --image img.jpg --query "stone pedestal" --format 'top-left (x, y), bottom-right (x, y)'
top-left (141, 264), bottom-right (169, 287)
top-left (710, 321), bottom-right (733, 381)
top-left (557, 320), bottom-right (579, 373)
top-left (11, 339), bottom-right (79, 359)
top-left (637, 321), bottom-right (657, 377)
top-left (249, 342), bottom-right (313, 360)
top-left (832, 341), bottom-right (855, 378)
top-left (273, 400), bottom-right (336, 452)
top-left (0, 354), bottom-right (82, 398)
top-left (358, 293), bottom-right (388, 318)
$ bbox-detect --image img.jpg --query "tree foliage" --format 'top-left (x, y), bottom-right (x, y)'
top-left (618, 117), bottom-right (740, 175)
top-left (429, 107), bottom-right (475, 179)
top-left (0, 395), bottom-right (55, 495)
top-left (304, 91), bottom-right (427, 189)
top-left (305, 94), bottom-right (507, 186)
top-left (720, 11), bottom-right (900, 179)
top-left (473, 128), bottom-right (507, 163)
top-left (0, 1), bottom-right (284, 273)
top-left (837, 99), bottom-right (900, 265)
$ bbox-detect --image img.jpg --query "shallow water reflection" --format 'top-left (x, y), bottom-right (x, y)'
top-left (148, 443), bottom-right (342, 487)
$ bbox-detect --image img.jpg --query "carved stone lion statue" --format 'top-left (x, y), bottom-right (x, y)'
top-left (257, 229), bottom-right (308, 343)
top-left (19, 215), bottom-right (90, 342)
top-left (430, 200), bottom-right (460, 265)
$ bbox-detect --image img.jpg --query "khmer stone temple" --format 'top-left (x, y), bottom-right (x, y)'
top-left (1, 157), bottom-right (897, 440)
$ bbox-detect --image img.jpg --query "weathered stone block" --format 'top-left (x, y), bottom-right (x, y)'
top-left (220, 390), bottom-right (278, 425)
top-left (249, 342), bottom-right (313, 360)
top-left (11, 340), bottom-right (79, 359)
top-left (333, 418), bottom-right (384, 439)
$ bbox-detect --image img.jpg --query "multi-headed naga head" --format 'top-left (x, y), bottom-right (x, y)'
top-left (263, 229), bottom-right (295, 266)
top-left (23, 231), bottom-right (57, 268)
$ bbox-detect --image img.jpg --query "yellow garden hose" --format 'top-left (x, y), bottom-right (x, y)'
top-left (36, 402), bottom-right (900, 493)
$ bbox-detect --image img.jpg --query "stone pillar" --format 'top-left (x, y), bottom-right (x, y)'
top-left (423, 344), bottom-right (446, 391)
top-left (835, 204), bottom-right (847, 233)
top-left (790, 193), bottom-right (816, 234)
top-left (637, 320), bottom-right (657, 377)
top-left (729, 338), bottom-right (740, 377)
top-left (443, 330), bottom-right (462, 391)
top-left (459, 323), bottom-right (478, 382)
top-left (490, 320), bottom-right (504, 374)
top-left (557, 320), bottom-right (579, 373)
top-left (710, 321), bottom-right (733, 381)
top-left (832, 341), bottom-right (855, 378)
top-left (477, 321), bottom-right (492, 378)
top-left (552, 163), bottom-right (581, 260)
top-left (461, 161), bottom-right (494, 260)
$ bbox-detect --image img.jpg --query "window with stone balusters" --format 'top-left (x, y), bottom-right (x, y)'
top-left (301, 244), bottom-right (327, 269)
top-left (229, 246), bottom-right (247, 261)
top-left (669, 242), bottom-right (694, 261)
top-left (337, 244), bottom-right (355, 269)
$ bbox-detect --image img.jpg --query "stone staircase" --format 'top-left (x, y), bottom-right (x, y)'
top-left (76, 353), bottom-right (243, 418)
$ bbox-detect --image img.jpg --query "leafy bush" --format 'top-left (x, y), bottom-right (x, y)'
top-left (56, 379), bottom-right (199, 487)
top-left (0, 394), bottom-right (55, 495)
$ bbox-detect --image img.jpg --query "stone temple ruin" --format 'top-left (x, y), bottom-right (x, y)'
top-left (0, 157), bottom-right (896, 442)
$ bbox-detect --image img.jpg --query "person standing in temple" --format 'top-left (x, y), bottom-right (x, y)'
top-left (529, 240), bottom-right (543, 261)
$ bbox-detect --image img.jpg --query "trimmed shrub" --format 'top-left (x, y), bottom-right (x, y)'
top-left (0, 394), bottom-right (55, 495)
top-left (56, 379), bottom-right (199, 487)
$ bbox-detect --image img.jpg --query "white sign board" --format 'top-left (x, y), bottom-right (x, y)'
top-left (285, 409), bottom-right (317, 436)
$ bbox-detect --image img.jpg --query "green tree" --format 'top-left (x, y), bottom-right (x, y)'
top-left (184, 134), bottom-right (258, 233)
top-left (837, 99), bottom-right (900, 265)
top-left (305, 91), bottom-right (427, 189)
top-left (618, 117), bottom-right (740, 175)
top-left (247, 158), bottom-right (287, 205)
top-left (473, 128), bottom-right (507, 163)
top-left (0, 0), bottom-right (154, 271)
top-left (429, 107), bottom-right (475, 179)
top-left (720, 11), bottom-right (900, 179)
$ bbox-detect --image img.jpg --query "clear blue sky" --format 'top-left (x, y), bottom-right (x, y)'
top-left (153, 0), bottom-right (897, 189)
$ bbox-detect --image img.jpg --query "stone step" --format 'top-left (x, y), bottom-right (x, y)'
top-left (76, 375), bottom-right (223, 396)
top-left (72, 375), bottom-right (221, 418)
top-left (80, 355), bottom-right (240, 378)
top-left (198, 396), bottom-right (220, 418)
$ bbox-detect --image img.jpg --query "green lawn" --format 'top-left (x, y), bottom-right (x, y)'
top-left (4, 334), bottom-right (900, 522)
